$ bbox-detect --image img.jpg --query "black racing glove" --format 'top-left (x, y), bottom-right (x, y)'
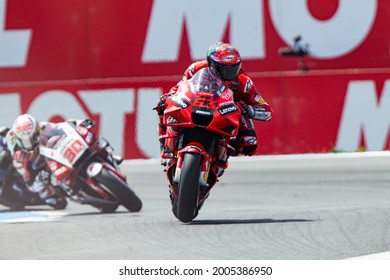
top-left (79, 118), bottom-right (96, 129)
top-left (153, 94), bottom-right (171, 116)
top-left (236, 101), bottom-right (255, 119)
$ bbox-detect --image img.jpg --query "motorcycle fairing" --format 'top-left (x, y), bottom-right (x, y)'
top-left (39, 122), bottom-right (89, 168)
top-left (164, 90), bottom-right (240, 137)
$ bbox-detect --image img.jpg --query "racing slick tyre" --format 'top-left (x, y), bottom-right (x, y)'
top-left (96, 168), bottom-right (142, 212)
top-left (97, 204), bottom-right (119, 213)
top-left (177, 153), bottom-right (201, 223)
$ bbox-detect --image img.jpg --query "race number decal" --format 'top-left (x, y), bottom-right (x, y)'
top-left (192, 97), bottom-right (217, 110)
top-left (63, 139), bottom-right (85, 164)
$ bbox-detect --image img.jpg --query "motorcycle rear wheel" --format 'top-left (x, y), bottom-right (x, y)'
top-left (177, 153), bottom-right (201, 223)
top-left (95, 168), bottom-right (142, 212)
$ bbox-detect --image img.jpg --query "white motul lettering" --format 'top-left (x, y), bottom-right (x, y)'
top-left (137, 88), bottom-right (162, 158)
top-left (0, 93), bottom-right (20, 126)
top-left (142, 0), bottom-right (264, 62)
top-left (336, 80), bottom-right (390, 151)
top-left (28, 90), bottom-right (88, 122)
top-left (269, 0), bottom-right (377, 58)
top-left (0, 0), bottom-right (32, 67)
top-left (79, 89), bottom-right (135, 157)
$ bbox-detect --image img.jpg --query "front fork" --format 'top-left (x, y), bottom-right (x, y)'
top-left (164, 128), bottom-right (231, 198)
top-left (173, 144), bottom-right (211, 188)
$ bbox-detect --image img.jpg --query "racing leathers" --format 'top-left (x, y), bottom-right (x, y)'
top-left (156, 60), bottom-right (273, 156)
top-left (0, 134), bottom-right (13, 186)
top-left (5, 122), bottom-right (68, 209)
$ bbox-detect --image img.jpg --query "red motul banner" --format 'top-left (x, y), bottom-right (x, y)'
top-left (1, 0), bottom-right (389, 158)
top-left (1, 70), bottom-right (390, 159)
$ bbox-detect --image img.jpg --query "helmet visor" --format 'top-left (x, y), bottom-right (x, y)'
top-left (216, 62), bottom-right (241, 81)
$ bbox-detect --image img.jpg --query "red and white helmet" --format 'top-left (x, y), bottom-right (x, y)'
top-left (12, 114), bottom-right (40, 151)
top-left (207, 42), bottom-right (242, 81)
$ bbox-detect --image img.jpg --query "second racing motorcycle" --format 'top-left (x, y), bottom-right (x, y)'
top-left (38, 120), bottom-right (142, 213)
top-left (159, 67), bottom-right (241, 222)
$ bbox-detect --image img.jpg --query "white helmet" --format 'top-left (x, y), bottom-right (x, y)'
top-left (12, 114), bottom-right (40, 151)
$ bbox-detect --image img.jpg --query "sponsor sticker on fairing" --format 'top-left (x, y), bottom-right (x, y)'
top-left (259, 96), bottom-right (265, 104)
top-left (195, 109), bottom-right (211, 115)
top-left (170, 95), bottom-right (189, 109)
top-left (218, 104), bottom-right (238, 116)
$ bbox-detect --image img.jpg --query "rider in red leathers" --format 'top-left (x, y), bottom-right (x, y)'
top-left (155, 42), bottom-right (273, 158)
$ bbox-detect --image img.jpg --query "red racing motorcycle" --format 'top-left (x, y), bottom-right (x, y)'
top-left (160, 67), bottom-right (241, 222)
top-left (38, 120), bottom-right (142, 213)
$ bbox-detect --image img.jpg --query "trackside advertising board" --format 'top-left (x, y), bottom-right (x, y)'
top-left (1, 0), bottom-right (389, 158)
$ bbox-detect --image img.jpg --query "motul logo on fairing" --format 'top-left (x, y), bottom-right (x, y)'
top-left (218, 104), bottom-right (238, 116)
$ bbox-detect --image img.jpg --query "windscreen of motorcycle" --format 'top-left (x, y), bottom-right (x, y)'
top-left (189, 67), bottom-right (227, 97)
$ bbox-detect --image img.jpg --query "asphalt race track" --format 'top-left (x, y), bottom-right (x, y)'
top-left (1, 152), bottom-right (390, 260)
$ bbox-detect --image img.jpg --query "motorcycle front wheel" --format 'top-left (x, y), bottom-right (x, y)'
top-left (95, 168), bottom-right (142, 212)
top-left (177, 152), bottom-right (202, 223)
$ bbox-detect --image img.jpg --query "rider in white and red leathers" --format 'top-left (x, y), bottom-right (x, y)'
top-left (156, 42), bottom-right (274, 157)
top-left (5, 114), bottom-right (68, 209)
top-left (6, 115), bottom-right (114, 209)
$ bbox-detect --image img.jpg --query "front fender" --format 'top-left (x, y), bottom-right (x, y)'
top-left (86, 162), bottom-right (103, 178)
top-left (174, 143), bottom-right (211, 187)
top-left (178, 144), bottom-right (207, 155)
top-left (86, 162), bottom-right (126, 182)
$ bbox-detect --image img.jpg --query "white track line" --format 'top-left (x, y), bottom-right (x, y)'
top-left (0, 211), bottom-right (66, 224)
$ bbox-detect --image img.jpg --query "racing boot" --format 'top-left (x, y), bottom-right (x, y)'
top-left (29, 171), bottom-right (67, 210)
